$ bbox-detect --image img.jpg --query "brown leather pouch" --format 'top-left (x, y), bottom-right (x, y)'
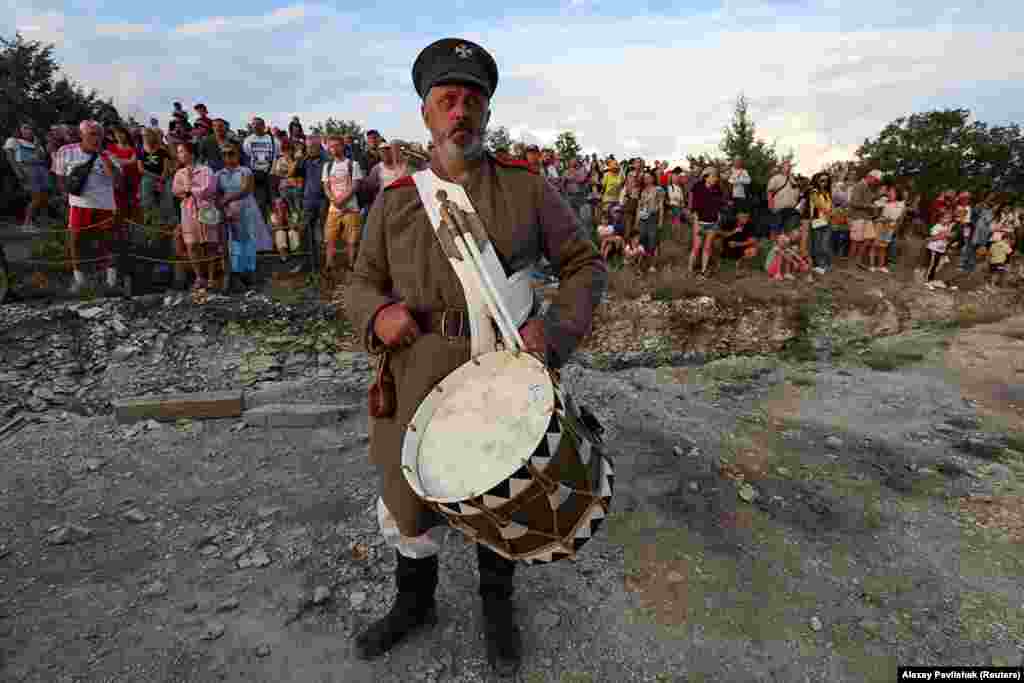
top-left (368, 351), bottom-right (396, 418)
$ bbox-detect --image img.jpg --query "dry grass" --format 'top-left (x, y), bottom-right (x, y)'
top-left (955, 303), bottom-right (1016, 329)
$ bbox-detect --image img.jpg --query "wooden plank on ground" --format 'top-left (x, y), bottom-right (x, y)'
top-left (112, 390), bottom-right (244, 424)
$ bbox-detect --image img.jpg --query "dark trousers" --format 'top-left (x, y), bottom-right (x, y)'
top-left (477, 543), bottom-right (516, 600)
top-left (810, 225), bottom-right (832, 268)
top-left (831, 229), bottom-right (850, 257)
top-left (888, 231), bottom-right (900, 268)
top-left (302, 199), bottom-right (325, 273)
top-left (252, 171), bottom-right (273, 218)
top-left (769, 208), bottom-right (801, 235)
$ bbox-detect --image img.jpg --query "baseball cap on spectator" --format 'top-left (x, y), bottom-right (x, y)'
top-left (526, 144), bottom-right (540, 153)
top-left (367, 129), bottom-right (381, 137)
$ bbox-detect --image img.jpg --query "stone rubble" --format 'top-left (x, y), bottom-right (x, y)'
top-left (0, 292), bottom-right (369, 420)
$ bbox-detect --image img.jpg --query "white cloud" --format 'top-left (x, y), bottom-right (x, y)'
top-left (94, 23), bottom-right (151, 35)
top-left (174, 4), bottom-right (309, 35)
top-left (10, 0), bottom-right (1024, 172)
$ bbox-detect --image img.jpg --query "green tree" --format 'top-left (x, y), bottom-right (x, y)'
top-left (486, 125), bottom-right (513, 154)
top-left (0, 32), bottom-right (122, 136)
top-left (719, 94), bottom-right (781, 185)
top-left (855, 108), bottom-right (1024, 207)
top-left (310, 117), bottom-right (364, 139)
top-left (686, 152), bottom-right (728, 179)
top-left (554, 131), bottom-right (582, 166)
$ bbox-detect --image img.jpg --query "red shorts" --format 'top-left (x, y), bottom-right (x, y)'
top-left (69, 207), bottom-right (115, 235)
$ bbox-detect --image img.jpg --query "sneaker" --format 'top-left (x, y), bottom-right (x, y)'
top-left (783, 273), bottom-right (795, 280)
top-left (813, 267), bottom-right (826, 275)
top-left (933, 280), bottom-right (947, 289)
top-left (20, 222), bottom-right (40, 234)
top-left (878, 267), bottom-right (890, 274)
top-left (69, 272), bottom-right (86, 294)
top-left (106, 268), bottom-right (118, 288)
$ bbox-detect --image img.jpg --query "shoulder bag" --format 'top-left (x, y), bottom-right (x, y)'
top-left (768, 174), bottom-right (790, 211)
top-left (66, 152), bottom-right (99, 196)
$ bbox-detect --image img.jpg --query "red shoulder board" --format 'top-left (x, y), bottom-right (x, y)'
top-left (384, 175), bottom-right (416, 191)
top-left (493, 155), bottom-right (538, 174)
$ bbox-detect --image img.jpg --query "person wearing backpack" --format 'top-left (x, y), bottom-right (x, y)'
top-left (321, 134), bottom-right (365, 276)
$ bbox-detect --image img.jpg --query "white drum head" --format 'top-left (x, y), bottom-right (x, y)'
top-left (402, 350), bottom-right (554, 503)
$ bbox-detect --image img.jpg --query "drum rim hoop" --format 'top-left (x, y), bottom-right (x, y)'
top-left (401, 349), bottom-right (564, 503)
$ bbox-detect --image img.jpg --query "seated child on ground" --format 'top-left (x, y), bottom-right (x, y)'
top-left (720, 210), bottom-right (759, 267)
top-left (598, 206), bottom-right (627, 260)
top-left (623, 234), bottom-right (648, 269)
top-left (765, 232), bottom-right (810, 280)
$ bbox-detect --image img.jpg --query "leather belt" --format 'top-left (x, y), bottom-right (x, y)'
top-left (411, 309), bottom-right (473, 339)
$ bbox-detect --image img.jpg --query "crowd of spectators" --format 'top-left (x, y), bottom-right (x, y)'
top-left (523, 146), bottom-right (1023, 289)
top-left (3, 103), bottom-right (1023, 297)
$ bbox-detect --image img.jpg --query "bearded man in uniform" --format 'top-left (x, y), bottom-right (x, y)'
top-left (347, 38), bottom-right (607, 675)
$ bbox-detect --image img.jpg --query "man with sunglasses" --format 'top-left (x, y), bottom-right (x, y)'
top-left (52, 120), bottom-right (121, 293)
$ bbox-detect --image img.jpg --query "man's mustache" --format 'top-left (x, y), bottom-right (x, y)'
top-left (448, 123), bottom-right (475, 138)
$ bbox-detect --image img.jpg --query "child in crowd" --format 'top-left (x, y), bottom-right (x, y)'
top-left (765, 232), bottom-right (809, 281)
top-left (270, 197), bottom-right (300, 263)
top-left (598, 206), bottom-right (627, 261)
top-left (988, 230), bottom-right (1013, 287)
top-left (623, 233), bottom-right (648, 270)
top-left (925, 211), bottom-right (953, 289)
top-left (872, 186), bottom-right (905, 274)
top-left (720, 210), bottom-right (759, 271)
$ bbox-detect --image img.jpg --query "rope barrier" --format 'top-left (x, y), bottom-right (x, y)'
top-left (14, 216), bottom-right (117, 235)
top-left (7, 216), bottom-right (321, 268)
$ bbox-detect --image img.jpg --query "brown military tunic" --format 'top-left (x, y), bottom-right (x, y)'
top-left (347, 154), bottom-right (608, 538)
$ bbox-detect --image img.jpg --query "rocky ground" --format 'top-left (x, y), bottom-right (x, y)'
top-left (2, 269), bottom-right (1024, 682)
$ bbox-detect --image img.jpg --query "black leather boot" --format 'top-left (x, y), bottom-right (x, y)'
top-left (354, 551), bottom-right (439, 659)
top-left (477, 544), bottom-right (521, 674)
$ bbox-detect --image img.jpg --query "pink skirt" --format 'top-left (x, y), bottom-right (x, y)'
top-left (180, 199), bottom-right (221, 246)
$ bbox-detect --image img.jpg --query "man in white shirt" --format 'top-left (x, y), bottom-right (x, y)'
top-left (728, 158), bottom-right (751, 209)
top-left (242, 117), bottom-right (278, 217)
top-left (52, 120), bottom-right (122, 293)
top-left (321, 134), bottom-right (364, 274)
top-left (766, 161), bottom-right (801, 236)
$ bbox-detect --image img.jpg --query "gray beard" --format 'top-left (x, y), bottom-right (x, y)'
top-left (437, 133), bottom-right (486, 168)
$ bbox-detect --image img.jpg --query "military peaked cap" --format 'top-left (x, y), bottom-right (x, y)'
top-left (412, 38), bottom-right (499, 99)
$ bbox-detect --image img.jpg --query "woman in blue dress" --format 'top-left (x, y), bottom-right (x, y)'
top-left (215, 141), bottom-right (271, 292)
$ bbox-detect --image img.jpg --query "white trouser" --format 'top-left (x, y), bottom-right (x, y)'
top-left (376, 496), bottom-right (446, 559)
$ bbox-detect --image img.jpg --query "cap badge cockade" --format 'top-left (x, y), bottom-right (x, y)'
top-left (454, 43), bottom-right (474, 59)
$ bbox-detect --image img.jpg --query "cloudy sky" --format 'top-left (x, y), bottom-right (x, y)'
top-left (11, 0), bottom-right (1024, 172)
